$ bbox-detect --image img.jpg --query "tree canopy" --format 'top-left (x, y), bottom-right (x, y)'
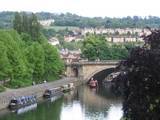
top-left (0, 12), bottom-right (64, 89)
top-left (81, 34), bottom-right (130, 60)
top-left (117, 30), bottom-right (160, 119)
top-left (1, 11), bottom-right (160, 28)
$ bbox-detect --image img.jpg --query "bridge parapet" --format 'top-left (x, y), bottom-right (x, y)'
top-left (66, 60), bottom-right (121, 66)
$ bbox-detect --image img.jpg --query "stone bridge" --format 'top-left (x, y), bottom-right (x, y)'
top-left (65, 60), bottom-right (120, 82)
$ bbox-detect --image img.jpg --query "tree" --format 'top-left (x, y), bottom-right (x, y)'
top-left (13, 12), bottom-right (41, 42)
top-left (118, 30), bottom-right (160, 120)
top-left (22, 12), bottom-right (29, 33)
top-left (43, 43), bottom-right (64, 81)
top-left (82, 34), bottom-right (105, 60)
top-left (25, 42), bottom-right (45, 83)
top-left (29, 13), bottom-right (41, 41)
top-left (82, 34), bottom-right (129, 60)
top-left (0, 42), bottom-right (11, 83)
top-left (13, 12), bottom-right (22, 34)
top-left (0, 30), bottom-right (30, 87)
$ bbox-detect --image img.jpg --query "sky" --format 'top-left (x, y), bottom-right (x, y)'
top-left (0, 0), bottom-right (160, 17)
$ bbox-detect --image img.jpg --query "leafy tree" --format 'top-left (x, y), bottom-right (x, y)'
top-left (117, 30), bottom-right (160, 120)
top-left (3, 11), bottom-right (160, 28)
top-left (0, 30), bottom-right (29, 84)
top-left (22, 12), bottom-right (29, 33)
top-left (13, 12), bottom-right (41, 42)
top-left (0, 12), bottom-right (65, 88)
top-left (0, 42), bottom-right (11, 82)
top-left (25, 42), bottom-right (45, 83)
top-left (82, 34), bottom-right (106, 60)
top-left (82, 34), bottom-right (129, 60)
top-left (13, 12), bottom-right (22, 34)
top-left (43, 43), bottom-right (64, 81)
top-left (29, 13), bottom-right (41, 41)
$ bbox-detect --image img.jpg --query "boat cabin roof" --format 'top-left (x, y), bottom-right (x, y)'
top-left (45, 87), bottom-right (61, 92)
top-left (10, 95), bottom-right (36, 102)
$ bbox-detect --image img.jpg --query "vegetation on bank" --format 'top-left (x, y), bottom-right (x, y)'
top-left (0, 12), bottom-right (64, 89)
top-left (81, 34), bottom-right (142, 60)
top-left (116, 30), bottom-right (160, 119)
top-left (0, 85), bottom-right (5, 92)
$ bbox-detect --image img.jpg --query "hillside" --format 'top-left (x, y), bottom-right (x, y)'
top-left (1, 11), bottom-right (160, 28)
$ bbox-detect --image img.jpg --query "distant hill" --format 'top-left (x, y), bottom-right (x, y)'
top-left (1, 11), bottom-right (160, 29)
top-left (0, 11), bottom-right (15, 28)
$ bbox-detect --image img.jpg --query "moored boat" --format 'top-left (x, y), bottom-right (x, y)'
top-left (88, 78), bottom-right (98, 88)
top-left (43, 87), bottom-right (63, 102)
top-left (8, 95), bottom-right (37, 113)
top-left (61, 83), bottom-right (74, 93)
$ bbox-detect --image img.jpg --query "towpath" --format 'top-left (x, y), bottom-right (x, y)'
top-left (0, 77), bottom-right (80, 110)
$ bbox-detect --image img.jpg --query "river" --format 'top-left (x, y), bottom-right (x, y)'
top-left (0, 84), bottom-right (123, 120)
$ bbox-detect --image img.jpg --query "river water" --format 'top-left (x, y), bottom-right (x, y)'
top-left (0, 85), bottom-right (123, 120)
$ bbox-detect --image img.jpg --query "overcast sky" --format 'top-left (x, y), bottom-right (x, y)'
top-left (0, 0), bottom-right (160, 17)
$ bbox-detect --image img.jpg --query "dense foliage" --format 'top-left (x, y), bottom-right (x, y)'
top-left (35, 13), bottom-right (160, 28)
top-left (1, 12), bottom-right (160, 28)
top-left (118, 30), bottom-right (160, 120)
top-left (81, 34), bottom-right (137, 60)
top-left (0, 13), bottom-right (64, 89)
top-left (13, 12), bottom-right (42, 41)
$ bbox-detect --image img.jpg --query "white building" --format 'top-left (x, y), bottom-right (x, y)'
top-left (39, 19), bottom-right (54, 27)
top-left (48, 37), bottom-right (59, 45)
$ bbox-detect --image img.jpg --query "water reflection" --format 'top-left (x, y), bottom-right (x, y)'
top-left (61, 85), bottom-right (123, 120)
top-left (0, 85), bottom-right (123, 120)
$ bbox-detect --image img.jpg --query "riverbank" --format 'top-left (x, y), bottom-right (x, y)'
top-left (0, 77), bottom-right (82, 110)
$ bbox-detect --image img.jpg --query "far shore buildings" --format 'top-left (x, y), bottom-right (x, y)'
top-left (47, 27), bottom-right (150, 46)
top-left (60, 49), bottom-right (81, 63)
top-left (63, 27), bottom-right (151, 43)
top-left (39, 19), bottom-right (54, 27)
top-left (64, 35), bottom-right (83, 42)
top-left (106, 36), bottom-right (143, 42)
top-left (81, 28), bottom-right (151, 37)
top-left (48, 37), bottom-right (60, 45)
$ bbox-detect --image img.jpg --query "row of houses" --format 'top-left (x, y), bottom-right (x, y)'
top-left (107, 37), bottom-right (143, 42)
top-left (48, 36), bottom-right (144, 45)
top-left (77, 28), bottom-right (151, 36)
top-left (59, 49), bottom-right (81, 63)
top-left (60, 28), bottom-right (151, 43)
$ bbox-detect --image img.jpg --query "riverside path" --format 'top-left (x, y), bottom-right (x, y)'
top-left (0, 77), bottom-right (80, 110)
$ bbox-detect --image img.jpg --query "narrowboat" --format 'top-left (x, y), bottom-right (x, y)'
top-left (43, 87), bottom-right (63, 102)
top-left (8, 95), bottom-right (37, 114)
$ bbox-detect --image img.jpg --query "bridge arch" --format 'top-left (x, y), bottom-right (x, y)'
top-left (84, 67), bottom-right (116, 82)
top-left (72, 67), bottom-right (78, 77)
